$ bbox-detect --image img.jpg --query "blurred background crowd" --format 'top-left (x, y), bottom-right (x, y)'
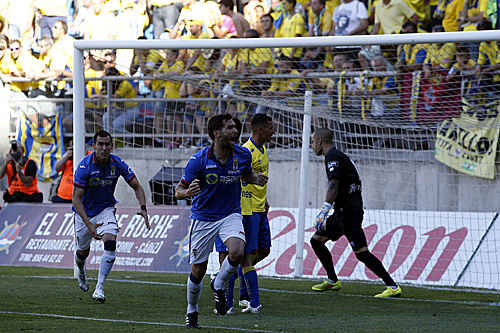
top-left (0, 0), bottom-right (498, 147)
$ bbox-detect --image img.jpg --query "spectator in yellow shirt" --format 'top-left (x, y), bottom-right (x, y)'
top-left (274, 0), bottom-right (307, 61)
top-left (372, 0), bottom-right (418, 34)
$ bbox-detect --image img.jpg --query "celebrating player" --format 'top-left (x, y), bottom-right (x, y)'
top-left (175, 114), bottom-right (267, 329)
top-left (72, 130), bottom-right (150, 303)
top-left (310, 128), bottom-right (402, 298)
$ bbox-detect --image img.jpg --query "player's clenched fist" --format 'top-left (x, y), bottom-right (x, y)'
top-left (315, 202), bottom-right (332, 232)
top-left (187, 179), bottom-right (201, 197)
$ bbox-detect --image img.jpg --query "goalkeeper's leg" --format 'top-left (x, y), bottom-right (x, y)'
top-left (310, 235), bottom-right (339, 285)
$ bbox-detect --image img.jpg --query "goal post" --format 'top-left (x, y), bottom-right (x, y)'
top-left (72, 30), bottom-right (500, 289)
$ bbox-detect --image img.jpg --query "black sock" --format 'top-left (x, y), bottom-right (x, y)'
top-left (190, 272), bottom-right (203, 284)
top-left (356, 251), bottom-right (396, 287)
top-left (310, 238), bottom-right (338, 282)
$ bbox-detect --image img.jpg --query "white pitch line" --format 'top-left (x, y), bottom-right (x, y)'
top-left (8, 275), bottom-right (500, 308)
top-left (0, 311), bottom-right (285, 333)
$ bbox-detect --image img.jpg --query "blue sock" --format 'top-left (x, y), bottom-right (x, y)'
top-left (243, 266), bottom-right (260, 308)
top-left (238, 266), bottom-right (249, 300)
top-left (226, 272), bottom-right (237, 309)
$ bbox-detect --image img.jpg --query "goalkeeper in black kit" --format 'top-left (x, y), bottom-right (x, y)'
top-left (310, 128), bottom-right (402, 298)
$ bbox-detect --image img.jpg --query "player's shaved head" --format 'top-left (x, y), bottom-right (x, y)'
top-left (313, 128), bottom-right (333, 143)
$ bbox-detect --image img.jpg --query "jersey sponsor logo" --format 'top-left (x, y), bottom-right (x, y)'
top-left (205, 164), bottom-right (217, 169)
top-left (241, 190), bottom-right (252, 198)
top-left (88, 177), bottom-right (114, 187)
top-left (348, 183), bottom-right (361, 193)
top-left (206, 173), bottom-right (218, 184)
top-left (327, 161), bottom-right (338, 172)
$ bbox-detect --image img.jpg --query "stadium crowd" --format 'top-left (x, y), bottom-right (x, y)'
top-left (0, 0), bottom-right (499, 147)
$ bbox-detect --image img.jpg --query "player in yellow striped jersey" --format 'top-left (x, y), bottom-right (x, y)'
top-left (232, 114), bottom-right (274, 313)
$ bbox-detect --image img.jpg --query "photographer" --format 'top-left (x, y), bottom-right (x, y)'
top-left (51, 139), bottom-right (74, 203)
top-left (0, 141), bottom-right (43, 203)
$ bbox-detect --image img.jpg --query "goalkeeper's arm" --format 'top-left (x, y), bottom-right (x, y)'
top-left (315, 178), bottom-right (339, 232)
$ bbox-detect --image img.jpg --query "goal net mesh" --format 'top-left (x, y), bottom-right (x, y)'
top-left (72, 34), bottom-right (500, 289)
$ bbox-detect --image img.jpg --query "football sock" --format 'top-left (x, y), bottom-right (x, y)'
top-left (310, 238), bottom-right (338, 282)
top-left (238, 266), bottom-right (249, 299)
top-left (214, 257), bottom-right (238, 290)
top-left (243, 266), bottom-right (260, 308)
top-left (97, 250), bottom-right (116, 287)
top-left (226, 272), bottom-right (237, 308)
top-left (187, 273), bottom-right (202, 313)
top-left (355, 251), bottom-right (397, 286)
top-left (75, 252), bottom-right (87, 272)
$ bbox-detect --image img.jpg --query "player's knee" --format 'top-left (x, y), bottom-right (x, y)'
top-left (104, 240), bottom-right (117, 252)
top-left (310, 237), bottom-right (326, 250)
top-left (354, 249), bottom-right (371, 263)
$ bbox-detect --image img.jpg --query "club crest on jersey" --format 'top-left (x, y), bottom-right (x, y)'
top-left (327, 161), bottom-right (338, 172)
top-left (232, 158), bottom-right (238, 171)
top-left (110, 166), bottom-right (116, 176)
top-left (0, 216), bottom-right (26, 254)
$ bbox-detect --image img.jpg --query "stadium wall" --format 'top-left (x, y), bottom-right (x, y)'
top-left (110, 152), bottom-right (499, 212)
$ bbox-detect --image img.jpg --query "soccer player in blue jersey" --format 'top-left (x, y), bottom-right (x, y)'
top-left (217, 114), bottom-right (274, 314)
top-left (175, 114), bottom-right (268, 329)
top-left (72, 130), bottom-right (150, 303)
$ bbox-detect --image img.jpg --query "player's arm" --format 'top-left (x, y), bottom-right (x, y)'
top-left (127, 176), bottom-right (150, 230)
top-left (72, 186), bottom-right (101, 239)
top-left (315, 178), bottom-right (339, 232)
top-left (241, 171), bottom-right (268, 186)
top-left (175, 179), bottom-right (201, 199)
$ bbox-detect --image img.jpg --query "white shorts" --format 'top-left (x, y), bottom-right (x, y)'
top-left (74, 207), bottom-right (119, 251)
top-left (189, 213), bottom-right (246, 264)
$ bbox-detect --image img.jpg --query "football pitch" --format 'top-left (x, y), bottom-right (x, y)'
top-left (0, 267), bottom-right (499, 332)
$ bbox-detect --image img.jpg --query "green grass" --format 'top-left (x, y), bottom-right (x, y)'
top-left (0, 266), bottom-right (499, 332)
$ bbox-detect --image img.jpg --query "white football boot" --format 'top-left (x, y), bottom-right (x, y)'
top-left (92, 284), bottom-right (106, 303)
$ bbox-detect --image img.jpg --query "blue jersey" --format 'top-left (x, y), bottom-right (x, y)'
top-left (73, 152), bottom-right (135, 218)
top-left (181, 145), bottom-right (252, 222)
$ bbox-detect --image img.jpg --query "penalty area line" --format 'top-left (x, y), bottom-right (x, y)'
top-left (0, 311), bottom-right (285, 333)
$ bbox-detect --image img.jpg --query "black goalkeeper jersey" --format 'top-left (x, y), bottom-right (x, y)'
top-left (324, 147), bottom-right (363, 211)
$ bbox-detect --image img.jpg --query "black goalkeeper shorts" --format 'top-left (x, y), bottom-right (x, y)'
top-left (315, 209), bottom-right (367, 251)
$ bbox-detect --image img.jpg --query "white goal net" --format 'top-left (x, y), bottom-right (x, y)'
top-left (72, 30), bottom-right (500, 289)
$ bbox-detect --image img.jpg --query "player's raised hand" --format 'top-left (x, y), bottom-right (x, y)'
top-left (315, 202), bottom-right (332, 232)
top-left (138, 208), bottom-right (150, 230)
top-left (188, 179), bottom-right (201, 197)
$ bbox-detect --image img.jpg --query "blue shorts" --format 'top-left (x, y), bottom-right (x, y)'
top-left (215, 213), bottom-right (271, 253)
top-left (243, 212), bottom-right (271, 254)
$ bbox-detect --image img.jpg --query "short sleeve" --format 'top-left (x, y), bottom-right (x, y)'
top-left (115, 156), bottom-right (135, 182)
top-left (74, 160), bottom-right (89, 188)
top-left (182, 155), bottom-right (202, 184)
top-left (325, 154), bottom-right (342, 180)
top-left (240, 149), bottom-right (253, 176)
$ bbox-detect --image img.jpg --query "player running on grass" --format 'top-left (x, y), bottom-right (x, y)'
top-left (72, 130), bottom-right (150, 303)
top-left (175, 114), bottom-right (267, 328)
top-left (310, 128), bottom-right (402, 298)
top-left (215, 114), bottom-right (275, 314)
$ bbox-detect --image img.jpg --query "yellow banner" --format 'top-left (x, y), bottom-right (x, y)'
top-left (435, 99), bottom-right (500, 179)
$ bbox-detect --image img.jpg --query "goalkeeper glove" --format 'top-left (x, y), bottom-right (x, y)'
top-left (315, 202), bottom-right (332, 232)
